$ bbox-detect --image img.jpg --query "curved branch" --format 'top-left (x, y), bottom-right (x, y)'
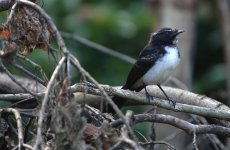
top-left (111, 114), bottom-right (230, 137)
top-left (3, 108), bottom-right (24, 150)
top-left (35, 57), bottom-right (66, 149)
top-left (2, 83), bottom-right (230, 123)
top-left (70, 83), bottom-right (230, 122)
top-left (0, 73), bottom-right (46, 94)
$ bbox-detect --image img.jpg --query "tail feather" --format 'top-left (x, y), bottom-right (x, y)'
top-left (106, 94), bottom-right (126, 114)
top-left (106, 85), bottom-right (144, 114)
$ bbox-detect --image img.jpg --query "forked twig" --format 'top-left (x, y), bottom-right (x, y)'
top-left (16, 54), bottom-right (48, 83)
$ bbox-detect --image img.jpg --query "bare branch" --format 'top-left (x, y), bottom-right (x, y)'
top-left (2, 83), bottom-right (230, 123)
top-left (111, 114), bottom-right (230, 137)
top-left (70, 83), bottom-right (230, 122)
top-left (16, 54), bottom-right (48, 83)
top-left (3, 108), bottom-right (24, 150)
top-left (192, 131), bottom-right (198, 150)
top-left (139, 141), bottom-right (176, 150)
top-left (0, 60), bottom-right (36, 96)
top-left (118, 111), bottom-right (142, 150)
top-left (0, 73), bottom-right (46, 94)
top-left (34, 57), bottom-right (66, 149)
top-left (11, 61), bottom-right (46, 86)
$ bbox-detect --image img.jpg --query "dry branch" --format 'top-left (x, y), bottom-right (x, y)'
top-left (111, 114), bottom-right (230, 137)
top-left (2, 108), bottom-right (24, 150)
top-left (2, 82), bottom-right (230, 123)
top-left (70, 83), bottom-right (230, 122)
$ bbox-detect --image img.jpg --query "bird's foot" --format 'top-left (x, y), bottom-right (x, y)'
top-left (166, 98), bottom-right (176, 108)
top-left (145, 87), bottom-right (153, 104)
top-left (157, 84), bottom-right (176, 108)
top-left (146, 92), bottom-right (154, 104)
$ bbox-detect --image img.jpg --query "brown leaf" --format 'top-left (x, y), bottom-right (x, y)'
top-left (83, 123), bottom-right (100, 143)
top-left (0, 27), bottom-right (10, 40)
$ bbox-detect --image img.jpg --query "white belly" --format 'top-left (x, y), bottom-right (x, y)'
top-left (142, 46), bottom-right (180, 85)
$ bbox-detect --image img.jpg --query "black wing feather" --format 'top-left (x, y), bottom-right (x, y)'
top-left (123, 45), bottom-right (165, 91)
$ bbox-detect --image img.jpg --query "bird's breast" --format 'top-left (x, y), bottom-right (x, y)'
top-left (142, 46), bottom-right (180, 85)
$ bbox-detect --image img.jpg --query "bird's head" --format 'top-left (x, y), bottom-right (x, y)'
top-left (149, 28), bottom-right (184, 46)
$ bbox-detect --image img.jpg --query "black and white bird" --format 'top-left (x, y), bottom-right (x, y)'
top-left (110, 28), bottom-right (184, 113)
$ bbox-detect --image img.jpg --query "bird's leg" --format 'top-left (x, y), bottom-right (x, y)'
top-left (157, 84), bottom-right (176, 107)
top-left (145, 87), bottom-right (153, 104)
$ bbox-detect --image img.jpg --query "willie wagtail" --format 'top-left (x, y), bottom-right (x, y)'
top-left (111, 28), bottom-right (184, 113)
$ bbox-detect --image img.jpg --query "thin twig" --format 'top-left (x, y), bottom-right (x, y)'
top-left (3, 108), bottom-right (24, 150)
top-left (61, 32), bottom-right (136, 64)
top-left (118, 111), bottom-right (142, 150)
top-left (34, 57), bottom-right (66, 149)
top-left (11, 61), bottom-right (45, 86)
top-left (24, 118), bottom-right (34, 143)
top-left (0, 60), bottom-right (36, 96)
top-left (190, 115), bottom-right (227, 150)
top-left (22, 144), bottom-right (33, 150)
top-left (0, 93), bottom-right (33, 101)
top-left (16, 54), bottom-right (48, 83)
top-left (193, 131), bottom-right (199, 150)
top-left (70, 54), bottom-right (140, 146)
top-left (6, 2), bottom-right (18, 24)
top-left (154, 129), bottom-right (183, 149)
top-left (139, 141), bottom-right (176, 150)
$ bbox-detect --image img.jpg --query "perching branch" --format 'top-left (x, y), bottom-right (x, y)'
top-left (2, 82), bottom-right (230, 123)
top-left (70, 83), bottom-right (230, 122)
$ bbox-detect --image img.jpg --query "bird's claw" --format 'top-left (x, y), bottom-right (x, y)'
top-left (167, 98), bottom-right (176, 108)
top-left (146, 92), bottom-right (153, 104)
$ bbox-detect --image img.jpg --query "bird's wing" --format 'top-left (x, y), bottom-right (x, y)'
top-left (123, 46), bottom-right (165, 91)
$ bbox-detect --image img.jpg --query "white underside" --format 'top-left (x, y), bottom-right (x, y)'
top-left (141, 46), bottom-right (180, 85)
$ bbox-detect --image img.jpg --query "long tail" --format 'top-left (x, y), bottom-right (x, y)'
top-left (106, 86), bottom-right (127, 114)
top-left (105, 96), bottom-right (126, 114)
top-left (106, 85), bottom-right (144, 114)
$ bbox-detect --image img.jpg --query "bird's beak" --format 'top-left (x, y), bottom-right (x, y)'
top-left (175, 29), bottom-right (184, 36)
